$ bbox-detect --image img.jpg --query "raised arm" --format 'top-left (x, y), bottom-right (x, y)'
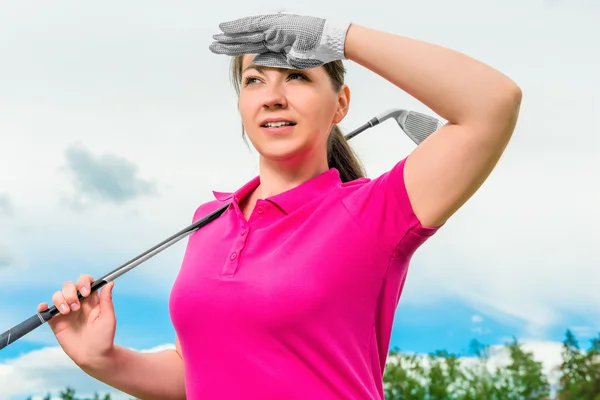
top-left (344, 24), bottom-right (522, 227)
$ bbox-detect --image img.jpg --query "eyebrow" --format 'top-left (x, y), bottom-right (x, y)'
top-left (242, 64), bottom-right (266, 74)
top-left (242, 63), bottom-right (296, 75)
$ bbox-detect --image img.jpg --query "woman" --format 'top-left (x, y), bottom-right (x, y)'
top-left (38, 13), bottom-right (521, 400)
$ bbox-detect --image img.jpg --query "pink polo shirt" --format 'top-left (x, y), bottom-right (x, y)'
top-left (169, 156), bottom-right (441, 399)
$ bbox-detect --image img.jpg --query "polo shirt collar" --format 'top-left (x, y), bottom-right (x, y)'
top-left (212, 168), bottom-right (341, 215)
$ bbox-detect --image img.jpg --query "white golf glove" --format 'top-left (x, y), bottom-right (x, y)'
top-left (209, 13), bottom-right (351, 69)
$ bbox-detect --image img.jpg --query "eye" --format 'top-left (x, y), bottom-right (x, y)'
top-left (243, 76), bottom-right (261, 86)
top-left (287, 72), bottom-right (308, 81)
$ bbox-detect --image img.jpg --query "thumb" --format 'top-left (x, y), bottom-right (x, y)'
top-left (99, 281), bottom-right (115, 318)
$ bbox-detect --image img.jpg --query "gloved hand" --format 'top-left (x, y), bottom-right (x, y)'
top-left (209, 13), bottom-right (351, 69)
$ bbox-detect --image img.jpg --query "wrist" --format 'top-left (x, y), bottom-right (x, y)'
top-left (80, 344), bottom-right (119, 375)
top-left (342, 23), bottom-right (364, 61)
top-left (320, 19), bottom-right (352, 61)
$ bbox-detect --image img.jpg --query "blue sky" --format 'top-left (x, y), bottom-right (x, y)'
top-left (1, 0), bottom-right (599, 398)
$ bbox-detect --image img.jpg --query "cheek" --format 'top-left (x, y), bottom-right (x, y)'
top-left (238, 96), bottom-right (257, 128)
top-left (300, 94), bottom-right (338, 132)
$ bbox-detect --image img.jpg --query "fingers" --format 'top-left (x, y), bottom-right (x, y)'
top-left (252, 52), bottom-right (294, 69)
top-left (77, 274), bottom-right (94, 298)
top-left (209, 41), bottom-right (268, 56)
top-left (99, 281), bottom-right (115, 318)
top-left (37, 302), bottom-right (48, 313)
top-left (52, 289), bottom-right (71, 315)
top-left (218, 14), bottom-right (282, 35)
top-left (62, 281), bottom-right (80, 312)
top-left (77, 274), bottom-right (99, 312)
top-left (50, 275), bottom-right (96, 315)
top-left (212, 32), bottom-right (265, 44)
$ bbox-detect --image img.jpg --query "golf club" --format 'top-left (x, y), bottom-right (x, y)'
top-left (0, 108), bottom-right (443, 351)
top-left (345, 109), bottom-right (444, 142)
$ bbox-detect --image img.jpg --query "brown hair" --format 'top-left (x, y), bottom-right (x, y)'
top-left (230, 56), bottom-right (366, 182)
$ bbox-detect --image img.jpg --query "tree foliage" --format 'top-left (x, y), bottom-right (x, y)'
top-left (557, 330), bottom-right (600, 400)
top-left (384, 330), bottom-right (599, 400)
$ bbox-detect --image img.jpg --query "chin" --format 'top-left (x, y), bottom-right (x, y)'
top-left (255, 142), bottom-right (309, 164)
top-left (258, 148), bottom-right (303, 163)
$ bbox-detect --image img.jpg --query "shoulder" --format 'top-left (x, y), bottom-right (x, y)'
top-left (336, 157), bottom-right (441, 257)
top-left (191, 198), bottom-right (229, 223)
top-left (338, 156), bottom-right (410, 208)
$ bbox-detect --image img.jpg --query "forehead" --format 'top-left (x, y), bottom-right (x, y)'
top-left (241, 54), bottom-right (256, 68)
top-left (240, 54), bottom-right (324, 77)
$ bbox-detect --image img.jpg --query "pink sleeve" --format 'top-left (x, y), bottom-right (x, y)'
top-left (342, 156), bottom-right (442, 258)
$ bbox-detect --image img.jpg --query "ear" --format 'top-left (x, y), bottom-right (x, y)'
top-left (333, 84), bottom-right (351, 124)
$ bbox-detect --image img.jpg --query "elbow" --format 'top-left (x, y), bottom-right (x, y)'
top-left (502, 81), bottom-right (523, 128)
top-left (496, 77), bottom-right (522, 115)
top-left (460, 77), bottom-right (522, 129)
top-left (507, 81), bottom-right (523, 111)
top-left (466, 81), bottom-right (522, 141)
top-left (485, 80), bottom-right (523, 130)
top-left (491, 82), bottom-right (522, 143)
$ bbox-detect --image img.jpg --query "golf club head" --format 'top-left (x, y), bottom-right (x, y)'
top-left (375, 108), bottom-right (444, 145)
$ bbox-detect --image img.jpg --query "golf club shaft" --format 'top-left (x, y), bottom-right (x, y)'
top-left (344, 117), bottom-right (379, 140)
top-left (0, 202), bottom-right (229, 351)
top-left (0, 118), bottom-right (391, 351)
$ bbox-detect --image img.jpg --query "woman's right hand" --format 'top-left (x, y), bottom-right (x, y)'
top-left (38, 275), bottom-right (117, 369)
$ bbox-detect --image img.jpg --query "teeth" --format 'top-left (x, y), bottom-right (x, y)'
top-left (265, 121), bottom-right (293, 128)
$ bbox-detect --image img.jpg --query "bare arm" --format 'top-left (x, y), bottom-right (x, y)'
top-left (345, 24), bottom-right (522, 227)
top-left (81, 338), bottom-right (186, 400)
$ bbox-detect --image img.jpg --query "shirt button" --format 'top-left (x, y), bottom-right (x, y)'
top-left (230, 252), bottom-right (237, 260)
top-left (257, 206), bottom-right (263, 214)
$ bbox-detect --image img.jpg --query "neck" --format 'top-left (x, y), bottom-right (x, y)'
top-left (254, 153), bottom-right (329, 199)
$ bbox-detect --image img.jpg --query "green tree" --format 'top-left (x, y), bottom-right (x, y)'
top-left (26, 394), bottom-right (52, 400)
top-left (384, 347), bottom-right (427, 399)
top-left (26, 388), bottom-right (116, 400)
top-left (384, 347), bottom-right (468, 399)
top-left (59, 387), bottom-right (76, 400)
top-left (558, 330), bottom-right (600, 400)
top-left (456, 339), bottom-right (503, 400)
top-left (559, 329), bottom-right (584, 399)
top-left (495, 337), bottom-right (550, 399)
top-left (426, 350), bottom-right (465, 399)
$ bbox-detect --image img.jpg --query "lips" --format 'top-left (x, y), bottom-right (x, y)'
top-left (260, 118), bottom-right (297, 128)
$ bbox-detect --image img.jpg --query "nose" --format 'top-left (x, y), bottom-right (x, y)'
top-left (262, 82), bottom-right (288, 109)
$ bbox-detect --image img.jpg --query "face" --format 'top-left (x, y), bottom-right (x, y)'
top-left (238, 54), bottom-right (350, 166)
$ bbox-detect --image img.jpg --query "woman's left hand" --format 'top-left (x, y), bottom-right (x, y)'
top-left (209, 13), bottom-right (351, 69)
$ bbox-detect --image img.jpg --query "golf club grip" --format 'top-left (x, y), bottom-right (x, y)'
top-left (0, 280), bottom-right (109, 350)
top-left (0, 309), bottom-right (53, 351)
top-left (43, 278), bottom-right (109, 315)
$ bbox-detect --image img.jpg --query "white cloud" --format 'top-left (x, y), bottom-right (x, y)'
top-left (471, 327), bottom-right (492, 336)
top-left (0, 246), bottom-right (18, 275)
top-left (568, 326), bottom-right (598, 341)
top-left (0, 193), bottom-right (14, 216)
top-left (471, 315), bottom-right (484, 324)
top-left (464, 340), bottom-right (566, 389)
top-left (0, 344), bottom-right (175, 400)
top-left (0, 245), bottom-right (14, 269)
top-left (61, 143), bottom-right (159, 209)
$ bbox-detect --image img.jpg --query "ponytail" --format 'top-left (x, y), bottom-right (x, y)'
top-left (327, 124), bottom-right (366, 182)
